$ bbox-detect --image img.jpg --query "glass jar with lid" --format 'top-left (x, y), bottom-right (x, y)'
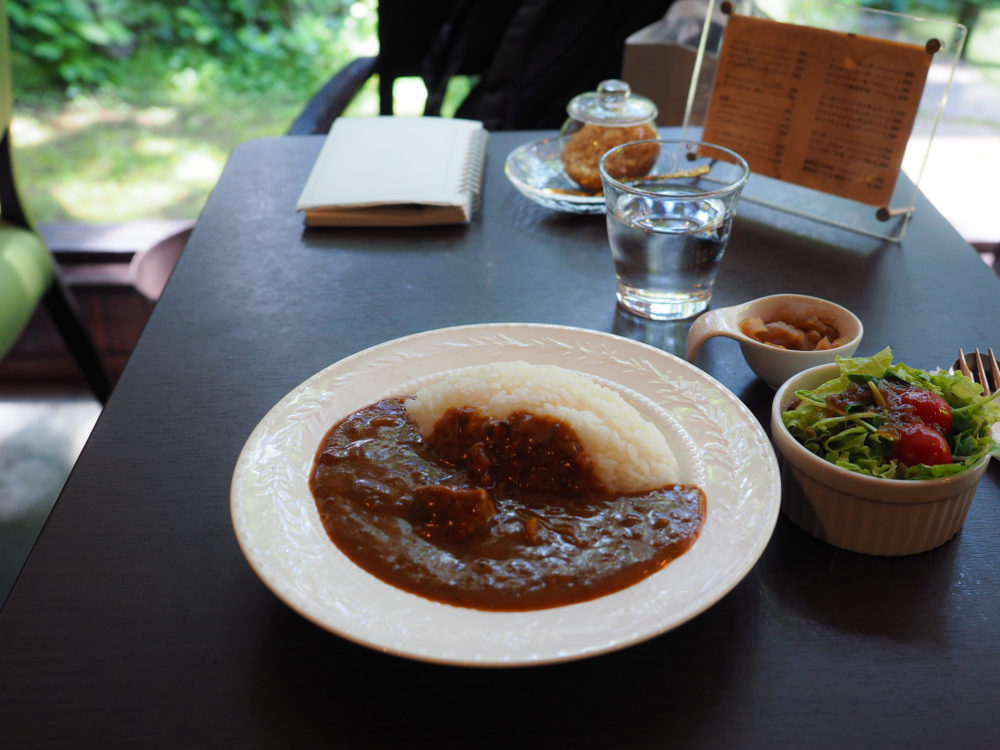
top-left (560, 79), bottom-right (659, 192)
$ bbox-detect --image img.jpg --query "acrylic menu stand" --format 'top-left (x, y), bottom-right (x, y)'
top-left (681, 0), bottom-right (966, 242)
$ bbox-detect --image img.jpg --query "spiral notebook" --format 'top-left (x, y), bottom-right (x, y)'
top-left (296, 116), bottom-right (488, 227)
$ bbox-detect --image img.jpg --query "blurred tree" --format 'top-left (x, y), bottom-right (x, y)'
top-left (862, 0), bottom-right (1000, 58)
top-left (6, 0), bottom-right (359, 88)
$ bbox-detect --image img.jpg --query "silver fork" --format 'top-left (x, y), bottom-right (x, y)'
top-left (955, 348), bottom-right (999, 396)
top-left (954, 348), bottom-right (1000, 458)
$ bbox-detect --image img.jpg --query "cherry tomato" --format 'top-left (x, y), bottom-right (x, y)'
top-left (896, 388), bottom-right (952, 434)
top-left (892, 422), bottom-right (953, 466)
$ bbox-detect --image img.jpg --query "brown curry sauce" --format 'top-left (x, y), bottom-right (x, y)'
top-left (309, 397), bottom-right (705, 611)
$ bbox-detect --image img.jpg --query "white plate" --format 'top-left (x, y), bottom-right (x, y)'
top-left (231, 323), bottom-right (780, 666)
top-left (504, 136), bottom-right (607, 214)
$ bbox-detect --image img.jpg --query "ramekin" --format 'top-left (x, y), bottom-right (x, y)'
top-left (771, 363), bottom-right (990, 555)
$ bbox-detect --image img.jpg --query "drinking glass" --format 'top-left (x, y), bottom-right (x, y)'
top-left (599, 139), bottom-right (749, 320)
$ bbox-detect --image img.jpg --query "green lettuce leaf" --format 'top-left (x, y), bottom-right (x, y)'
top-left (837, 347), bottom-right (893, 381)
top-left (782, 347), bottom-right (999, 480)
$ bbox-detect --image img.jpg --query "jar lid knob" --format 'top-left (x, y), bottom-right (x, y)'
top-left (566, 79), bottom-right (657, 126)
top-left (597, 80), bottom-right (631, 111)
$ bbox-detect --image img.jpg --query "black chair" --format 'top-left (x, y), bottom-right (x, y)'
top-left (1, 0), bottom-right (112, 404)
top-left (287, 0), bottom-right (674, 134)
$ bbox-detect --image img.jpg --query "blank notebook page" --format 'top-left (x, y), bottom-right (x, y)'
top-left (297, 117), bottom-right (482, 209)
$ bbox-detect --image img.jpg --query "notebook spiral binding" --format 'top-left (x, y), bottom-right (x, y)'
top-left (460, 128), bottom-right (490, 214)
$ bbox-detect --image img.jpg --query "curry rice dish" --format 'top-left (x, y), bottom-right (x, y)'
top-left (309, 362), bottom-right (705, 611)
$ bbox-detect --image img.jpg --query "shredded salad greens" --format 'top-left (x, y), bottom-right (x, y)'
top-left (782, 347), bottom-right (1000, 479)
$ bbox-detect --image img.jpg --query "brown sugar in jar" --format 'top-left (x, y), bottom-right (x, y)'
top-left (559, 79), bottom-right (659, 192)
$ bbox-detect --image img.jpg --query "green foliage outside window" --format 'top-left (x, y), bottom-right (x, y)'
top-left (859, 0), bottom-right (1000, 55)
top-left (5, 1), bottom-right (380, 223)
top-left (861, 0), bottom-right (999, 14)
top-left (6, 0), bottom-right (366, 93)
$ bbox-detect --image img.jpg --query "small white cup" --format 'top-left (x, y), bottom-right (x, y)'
top-left (685, 293), bottom-right (863, 388)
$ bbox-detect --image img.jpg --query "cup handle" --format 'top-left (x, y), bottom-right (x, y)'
top-left (686, 308), bottom-right (732, 361)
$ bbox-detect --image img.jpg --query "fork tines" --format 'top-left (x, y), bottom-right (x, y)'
top-left (958, 348), bottom-right (999, 396)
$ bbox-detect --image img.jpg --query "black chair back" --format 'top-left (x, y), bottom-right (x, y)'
top-left (290, 0), bottom-right (674, 133)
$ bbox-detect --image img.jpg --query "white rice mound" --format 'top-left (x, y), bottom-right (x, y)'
top-left (404, 361), bottom-right (679, 493)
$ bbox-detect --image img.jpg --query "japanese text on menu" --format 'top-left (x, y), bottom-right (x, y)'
top-left (701, 14), bottom-right (932, 207)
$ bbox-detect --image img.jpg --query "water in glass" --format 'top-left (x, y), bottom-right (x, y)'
top-left (607, 187), bottom-right (731, 320)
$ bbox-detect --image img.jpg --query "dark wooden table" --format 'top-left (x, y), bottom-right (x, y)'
top-left (2, 131), bottom-right (998, 748)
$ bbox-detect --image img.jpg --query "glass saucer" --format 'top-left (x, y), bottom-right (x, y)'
top-left (504, 136), bottom-right (606, 214)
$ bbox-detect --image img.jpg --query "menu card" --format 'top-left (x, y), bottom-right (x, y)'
top-left (296, 116), bottom-right (488, 227)
top-left (701, 13), bottom-right (933, 207)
